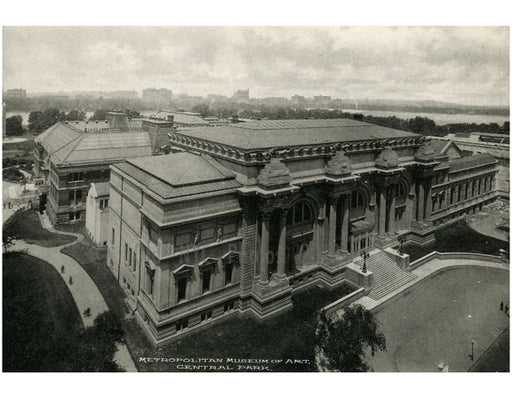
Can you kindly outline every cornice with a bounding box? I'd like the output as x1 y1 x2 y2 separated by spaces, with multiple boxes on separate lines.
168 132 425 166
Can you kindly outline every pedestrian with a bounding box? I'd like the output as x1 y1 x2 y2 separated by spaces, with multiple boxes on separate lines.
61 265 65 273
500 301 504 311
69 276 73 285
505 304 509 315
86 308 91 317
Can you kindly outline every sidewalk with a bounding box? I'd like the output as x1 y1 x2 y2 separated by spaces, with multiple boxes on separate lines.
10 212 137 372
351 256 509 313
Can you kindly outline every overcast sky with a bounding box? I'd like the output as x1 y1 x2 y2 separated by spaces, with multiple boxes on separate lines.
2 26 509 106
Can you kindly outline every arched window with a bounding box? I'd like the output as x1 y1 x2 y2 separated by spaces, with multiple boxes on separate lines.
350 190 365 209
397 182 406 199
286 201 314 226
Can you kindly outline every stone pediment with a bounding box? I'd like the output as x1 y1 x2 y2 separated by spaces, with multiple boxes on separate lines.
414 143 437 163
375 147 401 169
257 158 292 189
326 151 352 178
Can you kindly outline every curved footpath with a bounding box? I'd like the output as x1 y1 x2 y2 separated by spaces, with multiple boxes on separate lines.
11 212 137 372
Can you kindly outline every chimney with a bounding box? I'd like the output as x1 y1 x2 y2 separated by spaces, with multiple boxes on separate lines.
232 114 239 123
167 115 174 122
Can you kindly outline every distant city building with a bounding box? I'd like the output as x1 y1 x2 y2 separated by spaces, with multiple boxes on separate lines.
291 95 306 105
207 94 228 103
232 89 250 103
5 88 27 99
262 97 289 106
313 95 332 106
142 88 173 104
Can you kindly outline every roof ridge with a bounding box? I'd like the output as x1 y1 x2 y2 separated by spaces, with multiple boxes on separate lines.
47 124 84 157
57 129 87 162
200 153 234 178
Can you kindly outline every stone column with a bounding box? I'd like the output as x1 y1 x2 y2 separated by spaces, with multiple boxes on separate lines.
276 210 287 278
259 213 270 285
388 185 396 233
378 187 387 235
318 201 326 255
417 183 425 222
406 182 415 226
328 197 338 255
425 184 433 220
341 195 350 253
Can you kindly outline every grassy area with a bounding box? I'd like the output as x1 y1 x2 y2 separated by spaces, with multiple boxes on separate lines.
3 251 83 371
4 209 76 247
131 284 354 372
2 136 35 171
2 166 26 182
58 231 356 372
404 220 509 262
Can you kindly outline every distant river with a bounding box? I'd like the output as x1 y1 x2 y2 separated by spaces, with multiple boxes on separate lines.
342 109 509 126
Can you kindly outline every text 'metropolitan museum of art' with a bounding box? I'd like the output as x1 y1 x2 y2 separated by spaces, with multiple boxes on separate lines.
34 115 499 345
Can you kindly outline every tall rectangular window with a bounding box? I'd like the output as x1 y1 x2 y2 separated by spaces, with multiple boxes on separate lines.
177 278 187 302
202 269 212 293
133 253 137 272
129 248 132 267
125 243 128 262
111 228 115 245
225 262 233 285
145 264 154 296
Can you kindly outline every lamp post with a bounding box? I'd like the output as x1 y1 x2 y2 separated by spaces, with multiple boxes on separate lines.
361 251 369 273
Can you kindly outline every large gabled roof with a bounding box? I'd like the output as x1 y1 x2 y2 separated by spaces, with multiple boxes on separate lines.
113 152 241 199
177 118 419 150
36 122 153 165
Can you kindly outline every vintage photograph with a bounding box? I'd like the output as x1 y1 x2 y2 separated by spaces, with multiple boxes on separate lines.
2 25 510 375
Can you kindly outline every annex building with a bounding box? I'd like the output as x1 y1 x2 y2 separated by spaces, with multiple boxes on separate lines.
33 112 174 224
106 118 499 345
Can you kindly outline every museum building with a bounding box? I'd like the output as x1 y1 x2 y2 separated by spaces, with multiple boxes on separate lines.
105 118 499 345
33 112 173 224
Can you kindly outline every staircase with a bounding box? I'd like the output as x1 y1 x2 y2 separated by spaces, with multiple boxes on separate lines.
354 251 417 300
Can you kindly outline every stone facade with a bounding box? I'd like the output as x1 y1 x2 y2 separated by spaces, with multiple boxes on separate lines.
105 119 499 346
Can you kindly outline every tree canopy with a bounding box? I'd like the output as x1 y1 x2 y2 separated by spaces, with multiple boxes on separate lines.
5 115 24 136
317 304 386 372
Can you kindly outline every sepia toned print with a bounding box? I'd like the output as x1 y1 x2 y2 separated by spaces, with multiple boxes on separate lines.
2 26 509 372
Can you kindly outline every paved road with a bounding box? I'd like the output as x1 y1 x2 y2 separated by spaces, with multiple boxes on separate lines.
10 213 137 372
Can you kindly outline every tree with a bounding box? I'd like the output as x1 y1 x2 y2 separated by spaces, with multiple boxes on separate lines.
64 110 86 121
3 221 19 253
5 115 24 136
317 304 386 372
192 103 210 118
28 109 62 132
89 109 109 121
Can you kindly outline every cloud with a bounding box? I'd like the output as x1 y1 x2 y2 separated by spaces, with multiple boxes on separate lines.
2 26 509 105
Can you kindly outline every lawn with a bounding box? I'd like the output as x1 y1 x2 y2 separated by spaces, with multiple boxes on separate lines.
131 284 355 372
5 209 76 247
3 251 83 371
59 221 357 372
403 220 508 262
368 267 509 372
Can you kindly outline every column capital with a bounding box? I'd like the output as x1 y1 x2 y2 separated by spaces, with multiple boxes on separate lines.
328 195 340 204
